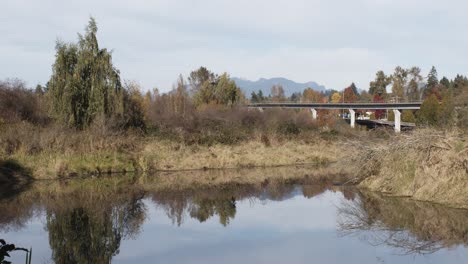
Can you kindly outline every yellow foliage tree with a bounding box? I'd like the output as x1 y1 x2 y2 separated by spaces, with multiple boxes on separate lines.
331 92 342 103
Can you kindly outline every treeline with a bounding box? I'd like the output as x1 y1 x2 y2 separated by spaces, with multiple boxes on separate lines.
250 66 468 127
0 19 246 132
1 18 324 152
1 18 467 139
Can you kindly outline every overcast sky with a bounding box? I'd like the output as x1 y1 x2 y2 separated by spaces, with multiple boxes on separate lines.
1 0 468 92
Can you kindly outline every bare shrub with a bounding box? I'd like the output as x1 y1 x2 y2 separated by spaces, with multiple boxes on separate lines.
0 79 49 125
147 102 322 145
0 121 141 157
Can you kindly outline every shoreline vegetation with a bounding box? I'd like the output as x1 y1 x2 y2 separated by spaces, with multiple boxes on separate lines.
1 18 467 209
2 126 466 209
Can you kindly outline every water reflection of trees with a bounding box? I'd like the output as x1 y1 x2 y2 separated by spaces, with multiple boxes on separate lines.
151 181 333 226
0 177 148 263
337 191 468 255
46 192 147 263
0 173 366 262
151 186 252 226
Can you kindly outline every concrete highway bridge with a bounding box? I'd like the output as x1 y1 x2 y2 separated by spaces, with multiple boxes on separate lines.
248 102 422 132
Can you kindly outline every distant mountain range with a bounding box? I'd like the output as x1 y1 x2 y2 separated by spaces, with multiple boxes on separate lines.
231 77 328 98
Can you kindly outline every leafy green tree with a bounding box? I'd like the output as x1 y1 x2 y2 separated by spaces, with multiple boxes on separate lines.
47 18 123 129
401 110 416 123
437 92 455 127
407 67 423 101
193 71 243 107
214 73 243 106
369 71 391 96
417 94 440 126
391 66 408 101
193 77 216 106
188 66 215 94
121 81 146 129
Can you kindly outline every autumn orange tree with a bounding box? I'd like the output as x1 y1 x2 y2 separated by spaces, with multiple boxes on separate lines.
302 88 322 102
343 86 358 103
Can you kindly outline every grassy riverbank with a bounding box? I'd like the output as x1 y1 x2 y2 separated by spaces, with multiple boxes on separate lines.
1 121 467 209
352 128 468 209
0 121 349 179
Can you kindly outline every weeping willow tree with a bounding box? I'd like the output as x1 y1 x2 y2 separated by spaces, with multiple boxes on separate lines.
48 17 123 129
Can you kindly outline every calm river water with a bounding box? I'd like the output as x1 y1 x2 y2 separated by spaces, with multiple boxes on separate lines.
1 170 467 264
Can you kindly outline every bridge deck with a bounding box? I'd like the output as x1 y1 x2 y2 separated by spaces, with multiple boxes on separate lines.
248 102 422 110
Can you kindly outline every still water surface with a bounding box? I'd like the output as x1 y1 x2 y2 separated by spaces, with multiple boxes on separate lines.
1 171 467 264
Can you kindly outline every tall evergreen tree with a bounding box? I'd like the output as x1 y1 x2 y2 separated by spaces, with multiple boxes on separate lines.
452 74 468 95
251 91 259 103
349 82 359 97
369 71 391 96
424 66 439 98
439 76 451 89
257 90 265 101
426 66 439 89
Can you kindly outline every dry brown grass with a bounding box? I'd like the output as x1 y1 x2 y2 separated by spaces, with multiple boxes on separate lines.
354 128 468 208
1 121 347 179
138 136 341 171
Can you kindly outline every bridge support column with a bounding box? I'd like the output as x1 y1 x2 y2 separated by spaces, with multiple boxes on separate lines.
310 108 317 120
349 109 356 128
393 109 401 133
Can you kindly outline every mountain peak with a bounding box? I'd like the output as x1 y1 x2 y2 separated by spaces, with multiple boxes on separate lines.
232 77 327 97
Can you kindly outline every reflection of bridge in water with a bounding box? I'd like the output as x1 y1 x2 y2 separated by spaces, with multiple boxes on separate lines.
248 102 422 132
345 118 416 131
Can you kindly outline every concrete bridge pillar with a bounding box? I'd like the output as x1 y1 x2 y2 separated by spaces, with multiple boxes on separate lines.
310 108 317 120
393 109 401 133
349 109 356 128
